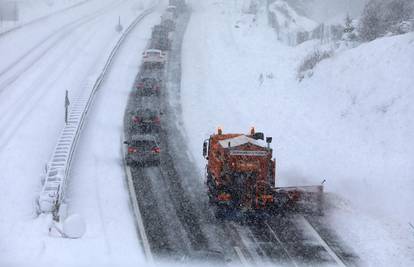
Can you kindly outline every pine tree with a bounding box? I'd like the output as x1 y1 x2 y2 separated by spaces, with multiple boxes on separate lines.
344 14 354 33
359 0 385 41
343 14 357 41
359 0 414 42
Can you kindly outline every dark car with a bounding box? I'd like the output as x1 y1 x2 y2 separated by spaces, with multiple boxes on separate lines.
129 108 161 134
151 25 171 51
136 77 161 96
125 135 161 166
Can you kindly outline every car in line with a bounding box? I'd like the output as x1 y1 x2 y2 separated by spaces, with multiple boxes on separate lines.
142 49 167 68
124 134 161 167
136 76 161 96
129 108 161 134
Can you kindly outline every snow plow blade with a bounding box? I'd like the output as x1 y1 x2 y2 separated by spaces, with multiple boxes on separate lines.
273 185 324 215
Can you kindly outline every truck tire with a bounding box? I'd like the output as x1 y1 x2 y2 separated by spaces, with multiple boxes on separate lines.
215 205 227 220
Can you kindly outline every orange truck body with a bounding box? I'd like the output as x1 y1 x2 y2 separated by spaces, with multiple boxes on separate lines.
204 128 277 212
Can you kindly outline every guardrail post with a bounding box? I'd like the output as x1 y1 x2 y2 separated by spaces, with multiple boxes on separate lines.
65 90 70 124
38 5 157 220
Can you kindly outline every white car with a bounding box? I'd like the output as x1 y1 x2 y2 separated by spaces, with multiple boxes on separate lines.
142 49 167 66
166 5 177 18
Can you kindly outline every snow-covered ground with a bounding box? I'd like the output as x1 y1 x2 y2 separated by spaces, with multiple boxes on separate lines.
0 0 160 266
181 0 414 265
0 0 88 34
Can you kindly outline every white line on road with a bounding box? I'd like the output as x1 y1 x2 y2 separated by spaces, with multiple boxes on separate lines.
297 216 346 267
123 135 154 263
234 246 250 266
265 222 299 267
232 222 267 263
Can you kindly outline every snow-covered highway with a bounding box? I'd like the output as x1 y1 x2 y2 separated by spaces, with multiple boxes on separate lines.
0 0 413 266
0 0 160 265
180 0 414 266
124 3 355 266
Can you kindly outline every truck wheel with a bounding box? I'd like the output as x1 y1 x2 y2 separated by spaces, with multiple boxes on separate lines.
207 193 215 204
215 206 227 220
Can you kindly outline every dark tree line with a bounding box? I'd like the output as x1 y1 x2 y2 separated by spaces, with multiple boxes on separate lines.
359 0 414 41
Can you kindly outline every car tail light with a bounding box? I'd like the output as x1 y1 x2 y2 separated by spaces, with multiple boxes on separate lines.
132 116 141 123
152 147 160 153
217 193 231 202
128 147 137 153
154 116 160 124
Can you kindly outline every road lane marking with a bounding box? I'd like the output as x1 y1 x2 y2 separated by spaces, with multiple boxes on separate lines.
122 134 154 263
298 216 346 267
232 222 267 263
265 222 299 267
234 246 249 266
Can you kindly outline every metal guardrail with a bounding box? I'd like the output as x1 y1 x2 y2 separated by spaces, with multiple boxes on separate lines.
38 5 156 219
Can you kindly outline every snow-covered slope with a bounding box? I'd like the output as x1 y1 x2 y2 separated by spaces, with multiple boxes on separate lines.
295 32 414 266
299 33 414 224
269 0 318 45
269 0 317 32
181 0 414 265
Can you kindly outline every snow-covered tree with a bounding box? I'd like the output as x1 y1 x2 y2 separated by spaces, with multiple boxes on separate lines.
359 0 414 41
359 0 385 41
384 0 413 26
343 14 357 41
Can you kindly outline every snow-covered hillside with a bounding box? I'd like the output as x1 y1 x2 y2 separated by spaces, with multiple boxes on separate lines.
269 0 317 32
181 0 414 265
268 0 318 45
298 33 414 223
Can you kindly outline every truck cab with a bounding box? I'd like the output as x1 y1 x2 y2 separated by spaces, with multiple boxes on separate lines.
203 128 275 215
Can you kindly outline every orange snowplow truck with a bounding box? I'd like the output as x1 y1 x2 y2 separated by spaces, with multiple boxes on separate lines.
203 128 323 218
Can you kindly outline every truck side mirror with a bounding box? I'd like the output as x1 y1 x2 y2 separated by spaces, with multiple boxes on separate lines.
123 141 129 145
266 137 272 144
203 141 208 158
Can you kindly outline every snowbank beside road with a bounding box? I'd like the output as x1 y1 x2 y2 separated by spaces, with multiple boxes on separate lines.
298 32 414 224
181 0 414 265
